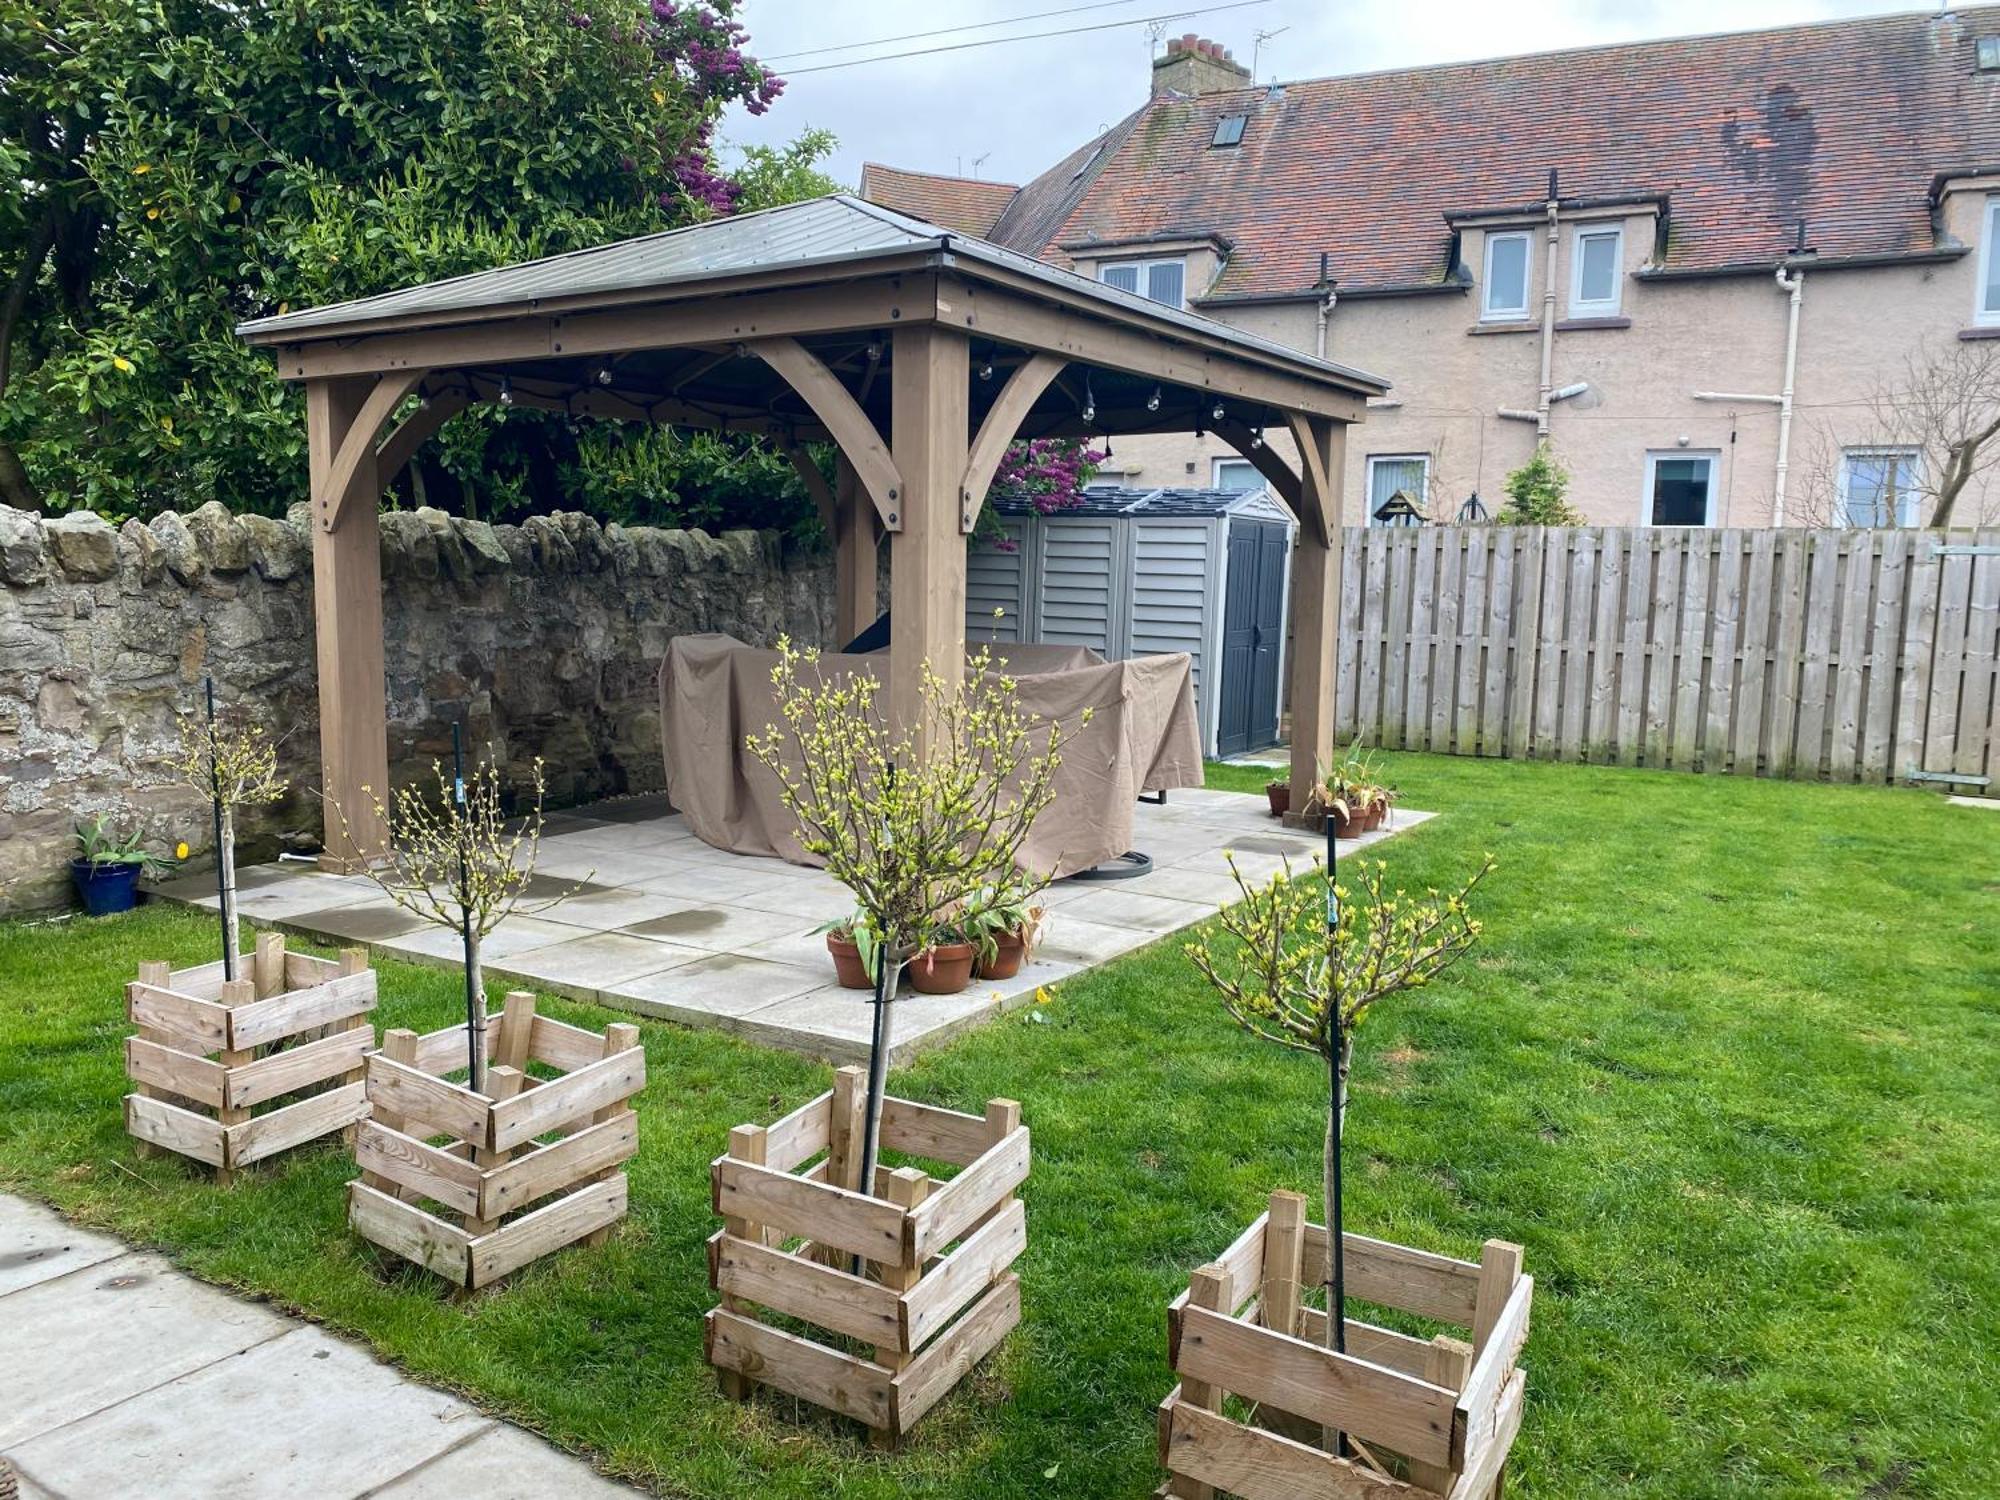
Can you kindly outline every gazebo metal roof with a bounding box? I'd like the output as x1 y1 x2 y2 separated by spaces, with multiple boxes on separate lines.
238 195 1388 397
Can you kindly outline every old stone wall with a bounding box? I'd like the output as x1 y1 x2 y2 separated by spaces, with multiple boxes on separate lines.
0 501 834 913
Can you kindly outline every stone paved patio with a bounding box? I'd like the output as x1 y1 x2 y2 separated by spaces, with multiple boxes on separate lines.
152 789 1431 1065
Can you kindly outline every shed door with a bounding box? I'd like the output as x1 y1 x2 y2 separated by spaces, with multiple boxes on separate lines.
1219 520 1289 756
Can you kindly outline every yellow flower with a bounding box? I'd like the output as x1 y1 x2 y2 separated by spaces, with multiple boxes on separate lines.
652 88 665 105
1034 986 1052 1005
112 356 134 373
145 207 159 220
174 841 190 860
133 163 152 175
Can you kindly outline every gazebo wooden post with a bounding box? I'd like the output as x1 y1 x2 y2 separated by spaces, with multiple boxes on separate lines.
833 451 879 645
1287 416 1345 821
887 325 970 745
307 375 393 870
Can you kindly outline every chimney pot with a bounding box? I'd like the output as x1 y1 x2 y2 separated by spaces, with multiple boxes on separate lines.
1153 33 1252 95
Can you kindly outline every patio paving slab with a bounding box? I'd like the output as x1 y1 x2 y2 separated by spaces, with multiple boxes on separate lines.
153 789 1431 1062
372 1422 637 1498
0 1251 289 1448
0 1195 125 1298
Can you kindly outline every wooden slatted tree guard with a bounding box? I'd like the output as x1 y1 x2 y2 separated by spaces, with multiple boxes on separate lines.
124 933 376 1185
347 991 644 1291
706 1065 1029 1448
1157 1190 1531 1500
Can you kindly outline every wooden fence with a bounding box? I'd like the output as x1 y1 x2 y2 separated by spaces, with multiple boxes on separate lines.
1335 526 2000 792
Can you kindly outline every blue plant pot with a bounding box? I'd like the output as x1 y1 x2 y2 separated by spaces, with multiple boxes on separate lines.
71 858 142 916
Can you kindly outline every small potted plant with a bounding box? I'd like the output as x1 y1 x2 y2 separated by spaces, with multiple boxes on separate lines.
71 816 173 916
961 880 1047 981
820 909 885 990
1265 778 1292 818
907 921 978 995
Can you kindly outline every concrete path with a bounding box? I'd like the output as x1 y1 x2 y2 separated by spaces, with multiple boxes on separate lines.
0 1195 635 1500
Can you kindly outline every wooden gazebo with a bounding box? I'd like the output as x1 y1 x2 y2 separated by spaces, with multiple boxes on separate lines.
238 196 1385 866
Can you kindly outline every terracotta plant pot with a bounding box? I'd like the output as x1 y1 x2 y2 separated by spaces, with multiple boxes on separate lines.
908 941 976 995
973 928 1030 981
826 932 873 990
1328 805 1362 839
1369 803 1391 831
1265 782 1290 818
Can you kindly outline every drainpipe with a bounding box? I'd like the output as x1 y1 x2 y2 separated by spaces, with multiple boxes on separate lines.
1771 263 1804 526
1535 173 1560 438
1315 252 1337 360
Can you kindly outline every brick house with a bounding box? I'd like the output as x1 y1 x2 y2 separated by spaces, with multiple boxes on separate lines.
861 8 2000 529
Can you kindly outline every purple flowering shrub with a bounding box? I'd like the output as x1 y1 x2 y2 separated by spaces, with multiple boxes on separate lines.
975 438 1108 551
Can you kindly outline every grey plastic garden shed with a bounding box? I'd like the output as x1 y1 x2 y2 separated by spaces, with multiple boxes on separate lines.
967 485 1298 759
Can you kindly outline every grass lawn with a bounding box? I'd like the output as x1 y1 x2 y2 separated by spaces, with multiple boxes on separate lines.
2 754 1995 1498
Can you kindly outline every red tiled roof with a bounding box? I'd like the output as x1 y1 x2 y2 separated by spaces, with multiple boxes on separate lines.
856 163 1020 238
990 8 2000 299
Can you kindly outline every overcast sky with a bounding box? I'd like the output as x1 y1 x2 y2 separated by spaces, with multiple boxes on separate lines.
722 0 1923 188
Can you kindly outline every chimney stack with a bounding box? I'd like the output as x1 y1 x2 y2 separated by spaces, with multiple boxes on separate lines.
1152 34 1252 97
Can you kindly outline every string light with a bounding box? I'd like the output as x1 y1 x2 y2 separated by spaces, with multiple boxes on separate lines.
595 365 614 386
865 341 882 362
1146 385 1161 412
1250 424 1264 449
979 358 995 381
1211 400 1225 423
1079 374 1095 426
497 377 514 407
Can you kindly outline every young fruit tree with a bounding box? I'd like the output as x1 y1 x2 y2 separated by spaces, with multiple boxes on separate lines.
170 682 286 979
746 638 1085 1196
1185 851 1495 1362
348 747 580 1092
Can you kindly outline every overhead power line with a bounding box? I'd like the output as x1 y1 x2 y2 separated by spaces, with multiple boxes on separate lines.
781 0 1271 78
763 0 1149 64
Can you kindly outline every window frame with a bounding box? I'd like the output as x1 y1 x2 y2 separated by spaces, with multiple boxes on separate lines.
1640 450 1721 528
1481 231 1532 323
1365 452 1432 524
1097 256 1187 309
1569 225 1624 317
1837 447 1924 528
1977 196 2000 326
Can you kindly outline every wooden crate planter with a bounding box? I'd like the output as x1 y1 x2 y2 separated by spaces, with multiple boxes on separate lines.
706 1065 1029 1448
124 933 376 1184
346 991 644 1291
1157 1190 1531 1500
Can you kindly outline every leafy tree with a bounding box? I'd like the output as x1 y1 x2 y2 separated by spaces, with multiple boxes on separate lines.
1496 442 1585 525
729 126 844 212
0 0 796 519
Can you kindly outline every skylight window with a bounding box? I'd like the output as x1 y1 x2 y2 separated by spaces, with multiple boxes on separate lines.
1211 114 1246 148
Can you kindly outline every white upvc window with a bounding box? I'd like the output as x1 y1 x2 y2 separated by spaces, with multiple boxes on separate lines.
1569 225 1623 316
1642 451 1720 527
1211 457 1259 492
1366 453 1430 523
1839 448 1923 527
1978 196 2000 326
1481 231 1531 322
1099 257 1187 309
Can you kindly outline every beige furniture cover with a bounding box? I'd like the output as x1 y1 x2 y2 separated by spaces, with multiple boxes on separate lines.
657 634 1205 878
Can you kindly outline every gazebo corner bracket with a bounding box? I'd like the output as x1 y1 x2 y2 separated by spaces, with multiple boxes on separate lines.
746 337 904 532
959 352 1067 533
316 369 427 533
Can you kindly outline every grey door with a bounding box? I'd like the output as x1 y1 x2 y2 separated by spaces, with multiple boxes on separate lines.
1219 520 1288 756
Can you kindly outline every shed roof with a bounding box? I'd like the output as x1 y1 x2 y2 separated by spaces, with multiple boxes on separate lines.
992 484 1290 519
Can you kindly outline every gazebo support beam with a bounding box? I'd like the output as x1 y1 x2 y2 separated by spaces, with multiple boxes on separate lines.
888 325 969 744
1285 416 1343 824
307 376 394 869
833 453 881 644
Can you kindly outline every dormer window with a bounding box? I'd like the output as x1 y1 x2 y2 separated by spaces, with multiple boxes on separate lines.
1211 114 1246 147
1481 231 1531 322
1978 196 2000 325
1099 257 1186 309
1570 226 1623 316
